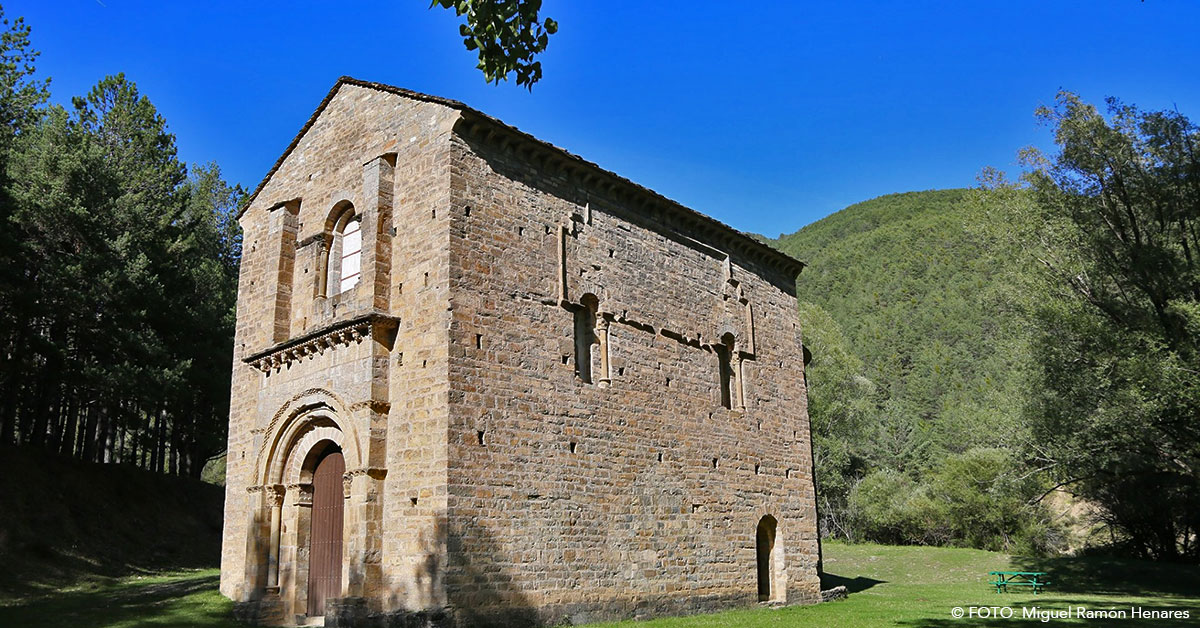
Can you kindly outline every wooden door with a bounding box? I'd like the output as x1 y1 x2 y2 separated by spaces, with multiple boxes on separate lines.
307 450 345 617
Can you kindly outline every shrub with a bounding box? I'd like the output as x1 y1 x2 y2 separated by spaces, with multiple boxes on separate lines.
847 448 1066 553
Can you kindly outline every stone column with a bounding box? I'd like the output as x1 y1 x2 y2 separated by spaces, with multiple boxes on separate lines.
735 355 747 412
595 316 611 388
315 240 330 299
265 484 285 590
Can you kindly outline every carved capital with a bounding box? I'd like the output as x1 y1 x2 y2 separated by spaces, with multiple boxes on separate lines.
345 467 387 481
341 467 386 498
286 482 313 506
264 484 285 508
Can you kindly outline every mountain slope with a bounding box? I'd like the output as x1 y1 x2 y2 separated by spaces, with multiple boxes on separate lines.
776 189 1032 470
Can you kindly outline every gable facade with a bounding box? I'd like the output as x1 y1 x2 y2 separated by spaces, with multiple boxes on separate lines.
221 78 820 627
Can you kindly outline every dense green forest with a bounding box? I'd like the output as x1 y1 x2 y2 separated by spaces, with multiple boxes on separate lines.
777 92 1200 562
774 189 1058 553
0 9 241 477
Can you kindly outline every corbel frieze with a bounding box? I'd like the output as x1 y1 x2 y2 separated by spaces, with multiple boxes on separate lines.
243 313 400 374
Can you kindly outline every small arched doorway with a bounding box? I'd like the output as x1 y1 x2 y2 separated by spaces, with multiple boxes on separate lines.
756 515 778 602
307 447 345 617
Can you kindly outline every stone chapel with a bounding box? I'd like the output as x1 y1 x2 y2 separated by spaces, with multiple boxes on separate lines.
221 77 821 627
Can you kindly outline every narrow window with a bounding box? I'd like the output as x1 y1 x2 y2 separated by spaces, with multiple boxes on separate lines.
323 205 362 296
717 333 736 409
338 218 361 293
574 294 598 383
757 515 779 602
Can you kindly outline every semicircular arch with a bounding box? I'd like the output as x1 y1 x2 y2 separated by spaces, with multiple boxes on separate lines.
255 388 363 486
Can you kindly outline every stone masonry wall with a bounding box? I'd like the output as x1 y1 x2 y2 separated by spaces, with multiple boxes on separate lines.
443 124 821 625
222 84 458 618
224 79 820 626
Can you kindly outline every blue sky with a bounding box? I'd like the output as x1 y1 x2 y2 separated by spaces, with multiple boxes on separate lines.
10 1 1200 237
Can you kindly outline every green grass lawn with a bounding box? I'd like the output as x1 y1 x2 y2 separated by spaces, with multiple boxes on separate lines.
0 568 239 628
2 542 1198 627
589 542 1200 628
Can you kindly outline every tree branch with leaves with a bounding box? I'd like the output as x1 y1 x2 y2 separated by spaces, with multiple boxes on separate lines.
430 0 558 89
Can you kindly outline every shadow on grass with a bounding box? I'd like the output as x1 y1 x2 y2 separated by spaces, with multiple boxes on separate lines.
0 571 237 628
1010 554 1200 597
820 571 886 593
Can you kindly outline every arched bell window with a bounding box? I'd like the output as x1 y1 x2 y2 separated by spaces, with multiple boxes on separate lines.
323 205 362 296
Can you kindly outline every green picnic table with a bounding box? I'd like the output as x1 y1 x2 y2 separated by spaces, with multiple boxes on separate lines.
989 571 1050 594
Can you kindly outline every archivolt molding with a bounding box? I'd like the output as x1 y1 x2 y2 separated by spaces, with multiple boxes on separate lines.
254 388 364 487
281 424 345 484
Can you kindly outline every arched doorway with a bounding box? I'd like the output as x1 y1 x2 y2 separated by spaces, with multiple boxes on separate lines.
307 448 345 616
756 515 778 602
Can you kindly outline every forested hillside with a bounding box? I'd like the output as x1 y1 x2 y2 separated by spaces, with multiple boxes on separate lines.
0 10 241 477
776 104 1200 566
773 189 1057 551
778 189 1031 462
